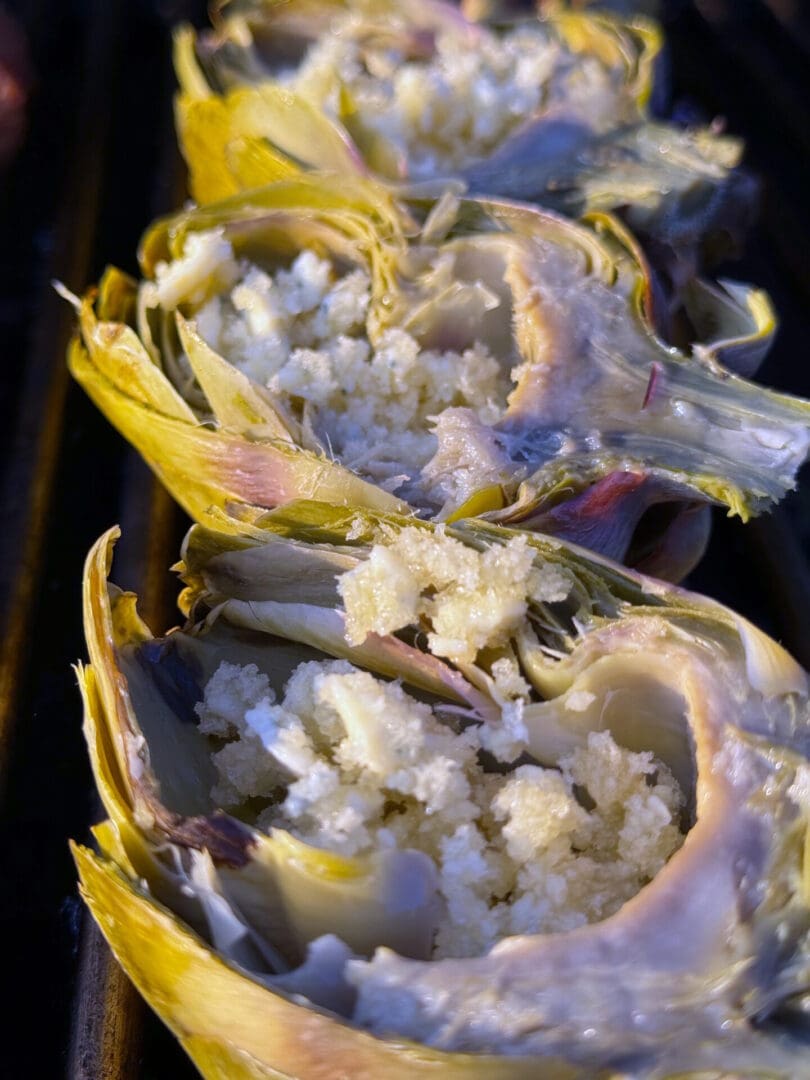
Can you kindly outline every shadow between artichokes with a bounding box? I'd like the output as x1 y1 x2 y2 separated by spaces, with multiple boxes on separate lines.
66 176 806 583
73 500 810 1077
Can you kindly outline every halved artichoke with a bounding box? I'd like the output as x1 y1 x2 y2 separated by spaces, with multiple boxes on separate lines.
67 175 808 580
75 500 810 1077
175 0 754 285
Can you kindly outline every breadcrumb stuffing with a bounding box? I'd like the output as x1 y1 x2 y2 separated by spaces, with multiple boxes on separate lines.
196 660 685 959
285 20 622 179
182 241 510 502
339 527 565 665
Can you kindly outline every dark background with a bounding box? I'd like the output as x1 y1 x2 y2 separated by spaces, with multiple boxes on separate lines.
0 0 808 1075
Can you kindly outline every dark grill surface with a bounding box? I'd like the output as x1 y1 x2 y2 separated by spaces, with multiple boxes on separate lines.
0 1 808 1075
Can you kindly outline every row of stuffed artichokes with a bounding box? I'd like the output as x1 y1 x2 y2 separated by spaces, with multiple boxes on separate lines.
67 2 810 1078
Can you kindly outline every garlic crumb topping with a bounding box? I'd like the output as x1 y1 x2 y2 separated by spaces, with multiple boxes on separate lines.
285 20 620 179
196 659 684 958
172 237 511 504
338 527 567 664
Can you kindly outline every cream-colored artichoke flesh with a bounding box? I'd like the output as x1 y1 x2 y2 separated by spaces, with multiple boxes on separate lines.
74 500 810 1076
175 0 753 280
67 177 807 582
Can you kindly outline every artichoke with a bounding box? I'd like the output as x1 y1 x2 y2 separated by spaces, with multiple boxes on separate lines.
175 0 754 287
74 500 810 1077
67 176 808 580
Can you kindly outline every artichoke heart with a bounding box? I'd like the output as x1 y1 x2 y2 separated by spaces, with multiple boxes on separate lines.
68 176 808 580
74 501 810 1077
175 0 754 281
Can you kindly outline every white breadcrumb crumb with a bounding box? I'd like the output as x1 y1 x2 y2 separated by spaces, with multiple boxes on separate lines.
338 527 560 666
284 20 623 178
566 689 597 712
196 659 685 959
154 229 239 310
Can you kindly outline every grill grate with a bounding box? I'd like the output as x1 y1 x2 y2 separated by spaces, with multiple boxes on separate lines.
0 2 807 1076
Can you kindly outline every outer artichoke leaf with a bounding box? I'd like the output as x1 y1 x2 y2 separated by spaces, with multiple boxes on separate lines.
82 528 144 814
181 527 361 605
73 843 579 1079
96 265 138 323
81 631 216 935
174 23 213 101
174 18 372 190
175 313 293 440
176 90 300 205
225 134 302 192
683 276 777 378
92 820 134 874
83 528 250 827
217 84 367 176
78 660 137 830
214 597 495 714
139 174 406 277
75 299 197 424
550 8 656 79
80 650 216 936
70 333 406 527
181 1037 292 1080
223 497 402 547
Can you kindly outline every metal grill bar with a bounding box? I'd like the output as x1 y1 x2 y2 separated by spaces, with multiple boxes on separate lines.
0 0 120 792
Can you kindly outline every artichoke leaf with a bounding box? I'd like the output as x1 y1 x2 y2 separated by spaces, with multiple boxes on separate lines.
75 296 196 424
214 84 367 177
210 596 496 716
138 173 407 280
181 516 496 714
73 843 581 1079
175 90 301 205
683 276 777 378
181 527 362 606
69 333 406 528
175 313 294 440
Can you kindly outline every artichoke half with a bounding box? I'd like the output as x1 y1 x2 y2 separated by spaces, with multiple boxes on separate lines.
74 499 810 1077
175 0 754 289
67 175 808 580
